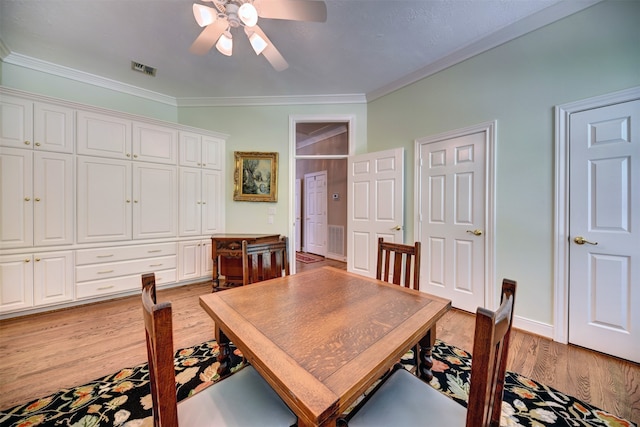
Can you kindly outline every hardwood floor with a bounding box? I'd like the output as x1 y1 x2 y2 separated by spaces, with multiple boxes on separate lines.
1 258 638 424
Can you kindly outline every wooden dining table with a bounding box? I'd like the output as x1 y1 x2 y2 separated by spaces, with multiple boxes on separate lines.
199 266 451 427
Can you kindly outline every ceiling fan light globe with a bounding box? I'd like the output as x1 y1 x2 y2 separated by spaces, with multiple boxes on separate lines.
192 3 216 27
216 31 233 56
238 3 258 27
249 32 268 55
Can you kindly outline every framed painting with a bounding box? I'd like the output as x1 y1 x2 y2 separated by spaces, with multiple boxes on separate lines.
233 151 278 202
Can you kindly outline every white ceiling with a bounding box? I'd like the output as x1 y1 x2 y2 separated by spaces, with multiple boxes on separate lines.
0 0 598 105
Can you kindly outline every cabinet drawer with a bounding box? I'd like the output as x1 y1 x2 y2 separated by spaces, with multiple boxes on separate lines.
75 269 176 299
76 243 176 265
76 255 176 282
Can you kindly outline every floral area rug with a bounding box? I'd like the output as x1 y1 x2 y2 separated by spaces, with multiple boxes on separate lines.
0 340 635 427
0 341 245 427
427 342 636 427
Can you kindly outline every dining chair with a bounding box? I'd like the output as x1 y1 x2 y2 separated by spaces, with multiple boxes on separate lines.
141 273 296 427
342 278 517 427
376 237 421 290
241 236 290 286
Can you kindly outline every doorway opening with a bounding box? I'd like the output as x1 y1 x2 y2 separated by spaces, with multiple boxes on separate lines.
289 116 354 273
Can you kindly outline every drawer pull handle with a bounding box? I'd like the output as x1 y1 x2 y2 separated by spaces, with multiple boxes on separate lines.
97 285 114 291
148 250 162 253
97 254 114 258
98 270 114 274
149 263 163 267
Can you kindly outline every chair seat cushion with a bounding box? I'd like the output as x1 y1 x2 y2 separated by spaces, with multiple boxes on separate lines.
178 366 296 426
348 368 466 426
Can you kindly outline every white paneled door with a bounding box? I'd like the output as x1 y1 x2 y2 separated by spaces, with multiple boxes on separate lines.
416 123 492 312
568 99 640 363
304 171 327 256
347 148 404 278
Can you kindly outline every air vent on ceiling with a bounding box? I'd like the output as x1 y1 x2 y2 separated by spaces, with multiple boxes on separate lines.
131 61 157 77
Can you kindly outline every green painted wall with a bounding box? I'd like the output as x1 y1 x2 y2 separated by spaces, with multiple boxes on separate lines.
177 104 367 237
1 62 178 122
366 0 640 324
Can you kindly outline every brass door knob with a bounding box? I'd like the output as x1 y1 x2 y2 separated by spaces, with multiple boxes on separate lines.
574 236 598 245
466 229 483 236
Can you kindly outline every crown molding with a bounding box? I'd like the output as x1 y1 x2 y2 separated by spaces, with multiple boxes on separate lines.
366 0 603 102
176 93 366 107
2 52 179 106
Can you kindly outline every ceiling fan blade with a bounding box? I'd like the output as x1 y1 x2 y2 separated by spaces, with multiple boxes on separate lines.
253 0 327 22
251 25 289 71
189 19 227 55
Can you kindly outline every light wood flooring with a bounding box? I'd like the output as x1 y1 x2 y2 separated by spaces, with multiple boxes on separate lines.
1 258 638 424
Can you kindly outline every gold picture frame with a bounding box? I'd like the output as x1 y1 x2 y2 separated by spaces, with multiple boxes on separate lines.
233 151 278 202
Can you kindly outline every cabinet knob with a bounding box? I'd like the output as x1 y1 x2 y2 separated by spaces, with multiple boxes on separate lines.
134 200 138 203
35 197 41 202
24 197 31 201
197 162 202 166
126 199 131 203
35 258 41 262
202 163 207 167
35 142 41 147
202 201 207 204
126 153 131 157
133 154 138 159
24 141 31 145
25 258 30 263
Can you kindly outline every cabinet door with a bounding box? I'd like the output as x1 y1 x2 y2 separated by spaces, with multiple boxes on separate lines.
201 239 214 277
0 95 33 149
34 152 74 246
77 111 131 159
178 240 202 281
133 163 177 239
201 135 224 170
33 251 73 306
0 254 34 312
0 148 33 248
33 102 74 153
133 122 177 164
202 169 224 235
77 157 132 243
178 168 202 236
178 131 201 168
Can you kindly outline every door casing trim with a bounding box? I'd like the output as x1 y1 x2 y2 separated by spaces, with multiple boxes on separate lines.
553 86 640 344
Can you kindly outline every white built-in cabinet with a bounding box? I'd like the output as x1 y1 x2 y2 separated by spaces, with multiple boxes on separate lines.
178 240 213 281
0 251 74 313
0 87 226 317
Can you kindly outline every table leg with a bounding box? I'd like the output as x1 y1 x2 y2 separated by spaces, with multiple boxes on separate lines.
212 255 220 292
215 328 231 377
417 326 436 382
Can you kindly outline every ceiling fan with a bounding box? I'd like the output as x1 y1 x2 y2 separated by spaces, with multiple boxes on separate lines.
189 0 327 71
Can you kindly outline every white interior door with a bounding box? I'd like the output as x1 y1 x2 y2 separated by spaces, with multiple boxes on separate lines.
304 171 327 256
347 148 404 277
568 99 640 363
416 123 492 311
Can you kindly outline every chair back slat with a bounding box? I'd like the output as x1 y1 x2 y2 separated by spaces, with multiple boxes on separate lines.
376 237 421 290
141 273 179 427
242 237 290 286
466 278 517 427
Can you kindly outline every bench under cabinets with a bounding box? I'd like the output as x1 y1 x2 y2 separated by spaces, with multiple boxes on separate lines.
75 242 177 300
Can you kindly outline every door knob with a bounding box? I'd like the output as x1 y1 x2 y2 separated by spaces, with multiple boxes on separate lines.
466 229 483 236
574 236 598 245
392 225 402 231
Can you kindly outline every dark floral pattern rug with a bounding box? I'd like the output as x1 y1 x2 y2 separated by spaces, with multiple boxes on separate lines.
0 340 635 427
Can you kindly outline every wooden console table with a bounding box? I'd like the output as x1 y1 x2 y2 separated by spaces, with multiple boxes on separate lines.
211 233 280 291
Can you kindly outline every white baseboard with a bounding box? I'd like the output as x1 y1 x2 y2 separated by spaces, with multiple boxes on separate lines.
513 314 554 340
